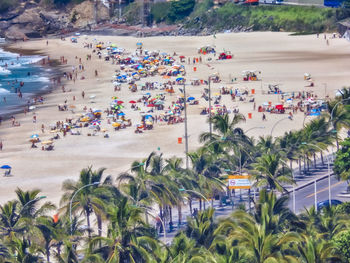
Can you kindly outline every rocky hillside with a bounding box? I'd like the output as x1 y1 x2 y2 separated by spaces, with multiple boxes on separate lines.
0 0 110 40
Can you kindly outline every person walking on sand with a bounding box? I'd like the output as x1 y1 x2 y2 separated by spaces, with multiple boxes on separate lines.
95 70 98 77
41 124 45 133
82 91 85 99
0 140 3 151
262 113 266 121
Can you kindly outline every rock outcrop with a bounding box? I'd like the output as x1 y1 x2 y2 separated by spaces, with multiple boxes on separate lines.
0 0 109 40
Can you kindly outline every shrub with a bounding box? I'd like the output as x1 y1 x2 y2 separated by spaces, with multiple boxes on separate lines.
151 2 171 23
168 0 196 22
0 0 18 13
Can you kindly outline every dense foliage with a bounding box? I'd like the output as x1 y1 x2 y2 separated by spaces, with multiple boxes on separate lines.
183 3 338 33
1 88 350 262
0 0 18 13
334 137 350 181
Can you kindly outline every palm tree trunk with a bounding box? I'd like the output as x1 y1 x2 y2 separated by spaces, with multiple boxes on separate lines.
307 157 310 171
189 198 192 215
299 158 302 174
313 153 316 168
177 203 182 226
336 135 339 150
199 199 202 211
169 206 173 224
303 156 307 174
86 210 91 239
56 244 61 258
46 244 50 262
97 215 102 237
321 152 324 165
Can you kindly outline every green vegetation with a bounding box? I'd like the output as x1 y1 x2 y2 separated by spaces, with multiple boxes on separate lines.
183 4 338 33
2 88 350 261
334 137 350 181
151 2 172 23
0 0 18 13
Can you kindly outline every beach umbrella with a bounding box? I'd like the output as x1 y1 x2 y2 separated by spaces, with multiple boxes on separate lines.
176 77 184 81
188 97 195 101
29 106 36 110
112 122 121 127
118 112 125 116
89 95 96 99
1 165 11 169
117 101 124 105
129 100 137 104
147 104 155 107
30 134 39 139
155 101 164 105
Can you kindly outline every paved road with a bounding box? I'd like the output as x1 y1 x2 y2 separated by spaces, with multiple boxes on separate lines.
288 174 348 213
160 157 350 242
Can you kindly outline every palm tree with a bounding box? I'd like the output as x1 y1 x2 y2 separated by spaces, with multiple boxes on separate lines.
164 157 197 226
15 188 55 219
184 208 217 249
200 113 246 143
0 201 24 239
252 153 294 193
254 189 299 233
326 100 350 149
118 152 178 227
215 209 299 263
60 167 114 239
297 234 342 263
8 236 44 263
86 197 158 262
55 240 80 263
188 148 224 210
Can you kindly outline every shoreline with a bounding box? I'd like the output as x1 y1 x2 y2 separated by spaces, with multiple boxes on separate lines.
0 44 67 120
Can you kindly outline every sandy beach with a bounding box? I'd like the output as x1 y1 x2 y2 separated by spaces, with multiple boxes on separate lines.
1 31 350 206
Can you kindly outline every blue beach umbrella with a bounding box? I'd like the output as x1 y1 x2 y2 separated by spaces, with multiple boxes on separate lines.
30 134 39 138
118 112 125 116
188 97 195 101
176 77 184 81
1 165 11 169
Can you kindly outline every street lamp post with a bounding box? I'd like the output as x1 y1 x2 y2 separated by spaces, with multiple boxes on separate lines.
330 97 350 121
208 77 212 137
270 117 292 137
245 126 265 134
301 142 331 208
183 84 189 169
19 196 47 216
69 182 99 235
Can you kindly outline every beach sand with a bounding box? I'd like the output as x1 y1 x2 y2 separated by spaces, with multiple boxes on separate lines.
1 32 350 206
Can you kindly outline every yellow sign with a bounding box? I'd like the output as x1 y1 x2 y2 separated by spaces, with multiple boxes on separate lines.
228 175 251 189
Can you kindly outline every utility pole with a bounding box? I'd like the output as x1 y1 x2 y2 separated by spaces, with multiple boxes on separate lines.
119 0 122 21
183 84 189 169
208 77 212 137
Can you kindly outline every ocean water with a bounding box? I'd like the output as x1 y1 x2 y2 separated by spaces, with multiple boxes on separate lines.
0 48 53 116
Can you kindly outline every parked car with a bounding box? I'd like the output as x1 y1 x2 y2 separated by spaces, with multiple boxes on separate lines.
317 199 342 210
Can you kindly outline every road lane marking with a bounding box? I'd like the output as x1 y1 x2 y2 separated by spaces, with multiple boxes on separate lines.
306 181 344 198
